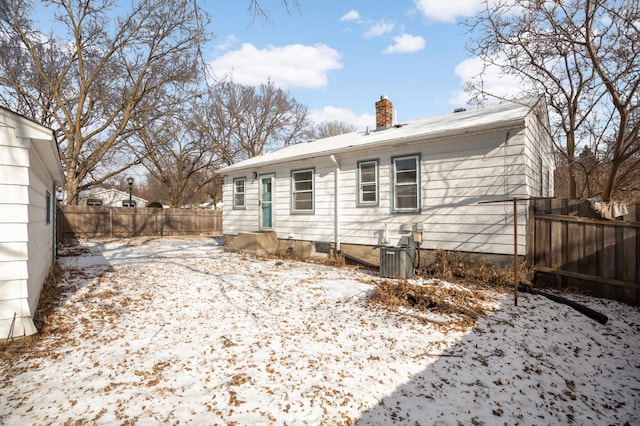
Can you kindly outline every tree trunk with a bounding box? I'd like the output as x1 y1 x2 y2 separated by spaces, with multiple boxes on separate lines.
566 132 577 199
65 176 80 205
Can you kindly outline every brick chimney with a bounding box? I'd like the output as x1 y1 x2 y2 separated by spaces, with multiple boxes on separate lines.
375 95 393 130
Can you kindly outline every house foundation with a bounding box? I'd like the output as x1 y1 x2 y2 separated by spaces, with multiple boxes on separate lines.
224 232 278 256
223 234 517 270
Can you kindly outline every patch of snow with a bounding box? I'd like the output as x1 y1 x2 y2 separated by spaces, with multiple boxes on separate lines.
2 237 638 425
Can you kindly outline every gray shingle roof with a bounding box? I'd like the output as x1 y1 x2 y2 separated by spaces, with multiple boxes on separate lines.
218 98 540 174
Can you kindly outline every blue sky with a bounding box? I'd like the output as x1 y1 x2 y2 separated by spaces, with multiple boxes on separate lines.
204 1 501 129
30 0 512 130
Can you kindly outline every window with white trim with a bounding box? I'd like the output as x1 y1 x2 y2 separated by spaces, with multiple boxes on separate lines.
233 177 246 209
357 160 378 206
392 155 420 212
291 169 314 213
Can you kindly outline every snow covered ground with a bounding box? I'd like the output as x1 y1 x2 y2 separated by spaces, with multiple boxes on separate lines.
1 237 638 425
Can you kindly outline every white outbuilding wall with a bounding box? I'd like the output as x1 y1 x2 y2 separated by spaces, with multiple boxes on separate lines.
0 108 64 337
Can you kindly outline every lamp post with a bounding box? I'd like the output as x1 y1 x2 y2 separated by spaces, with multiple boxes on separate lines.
127 176 134 207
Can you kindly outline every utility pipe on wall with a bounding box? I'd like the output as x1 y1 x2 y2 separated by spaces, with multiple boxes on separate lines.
382 223 390 245
330 154 341 252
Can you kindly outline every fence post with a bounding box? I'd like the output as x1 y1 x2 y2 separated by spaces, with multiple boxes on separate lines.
527 201 535 267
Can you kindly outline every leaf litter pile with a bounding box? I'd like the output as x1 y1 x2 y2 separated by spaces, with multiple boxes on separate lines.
1 237 638 425
369 279 495 329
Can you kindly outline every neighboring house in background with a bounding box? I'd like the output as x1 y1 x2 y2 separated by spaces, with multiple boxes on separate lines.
0 107 65 338
78 186 148 208
199 201 224 210
218 96 554 265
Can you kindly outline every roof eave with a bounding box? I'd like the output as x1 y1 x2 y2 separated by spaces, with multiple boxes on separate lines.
217 116 527 175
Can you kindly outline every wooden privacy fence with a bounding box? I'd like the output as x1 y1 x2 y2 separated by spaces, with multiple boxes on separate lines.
57 205 222 242
529 199 640 306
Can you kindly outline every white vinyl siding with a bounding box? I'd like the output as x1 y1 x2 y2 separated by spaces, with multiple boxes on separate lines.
523 104 554 200
357 160 378 206
233 177 246 209
336 132 528 253
291 168 314 213
222 129 537 255
222 175 261 234
219 101 554 257
391 154 420 213
1 109 63 338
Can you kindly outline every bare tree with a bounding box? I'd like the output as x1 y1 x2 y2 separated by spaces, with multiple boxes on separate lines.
583 0 640 201
304 120 357 140
207 79 309 163
0 0 210 204
132 104 223 207
247 0 300 24
466 0 640 201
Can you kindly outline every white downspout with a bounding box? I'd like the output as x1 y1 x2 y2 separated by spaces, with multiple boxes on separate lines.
330 154 341 252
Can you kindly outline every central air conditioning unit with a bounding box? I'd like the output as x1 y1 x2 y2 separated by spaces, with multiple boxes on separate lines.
379 246 415 279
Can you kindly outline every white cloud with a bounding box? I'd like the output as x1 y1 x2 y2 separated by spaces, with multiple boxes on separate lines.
449 56 526 106
209 43 342 89
383 34 426 54
414 0 484 23
363 20 395 38
215 35 239 51
340 10 361 22
310 106 374 130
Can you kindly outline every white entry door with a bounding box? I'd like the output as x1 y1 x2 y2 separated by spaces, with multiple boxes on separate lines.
259 174 274 230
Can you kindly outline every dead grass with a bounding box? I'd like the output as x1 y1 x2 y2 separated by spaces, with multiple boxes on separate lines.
266 247 522 328
270 247 348 269
418 249 531 291
32 263 74 333
0 262 69 359
325 252 346 267
368 250 531 328
368 279 495 328
1 250 112 361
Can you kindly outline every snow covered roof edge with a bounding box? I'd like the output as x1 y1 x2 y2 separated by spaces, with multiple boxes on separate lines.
217 97 543 174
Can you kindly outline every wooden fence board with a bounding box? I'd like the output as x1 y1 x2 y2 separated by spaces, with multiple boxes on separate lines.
583 223 598 296
57 205 222 241
602 226 616 281
551 220 563 269
565 221 582 289
531 199 639 306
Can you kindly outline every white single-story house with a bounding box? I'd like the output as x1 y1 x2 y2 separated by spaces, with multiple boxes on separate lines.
78 186 148 208
0 107 65 337
218 97 554 266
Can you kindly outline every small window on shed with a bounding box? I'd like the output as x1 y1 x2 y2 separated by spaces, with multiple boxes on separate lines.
87 199 103 206
46 191 51 224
